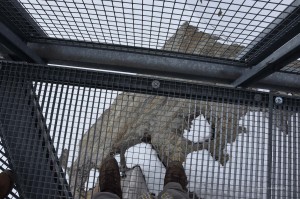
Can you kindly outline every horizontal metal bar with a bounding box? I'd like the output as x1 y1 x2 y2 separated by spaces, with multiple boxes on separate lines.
0 22 45 64
28 42 244 84
33 37 247 67
257 72 300 92
27 42 300 93
0 60 298 108
1 61 267 104
232 33 300 87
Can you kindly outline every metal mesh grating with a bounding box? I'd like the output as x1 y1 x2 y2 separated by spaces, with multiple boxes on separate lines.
0 0 297 62
281 58 300 74
271 99 300 198
0 135 20 198
0 61 299 198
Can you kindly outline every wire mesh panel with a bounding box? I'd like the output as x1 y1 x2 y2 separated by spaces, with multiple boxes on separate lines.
0 61 299 199
281 58 300 74
0 133 20 198
271 97 300 198
0 0 298 63
0 64 72 198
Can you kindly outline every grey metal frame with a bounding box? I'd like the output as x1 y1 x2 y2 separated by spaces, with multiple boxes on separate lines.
232 33 300 87
27 42 300 92
0 1 300 92
1 0 300 198
0 22 44 64
239 0 300 65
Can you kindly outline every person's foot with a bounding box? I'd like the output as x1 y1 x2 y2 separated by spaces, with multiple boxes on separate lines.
164 161 188 191
99 157 122 198
0 170 15 198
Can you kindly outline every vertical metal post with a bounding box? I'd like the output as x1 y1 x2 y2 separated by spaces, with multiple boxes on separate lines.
267 94 273 198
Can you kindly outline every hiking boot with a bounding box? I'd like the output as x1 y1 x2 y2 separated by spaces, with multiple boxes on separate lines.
164 161 188 192
0 170 15 198
99 157 122 198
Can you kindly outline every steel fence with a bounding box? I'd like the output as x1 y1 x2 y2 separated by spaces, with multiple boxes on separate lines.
0 61 299 199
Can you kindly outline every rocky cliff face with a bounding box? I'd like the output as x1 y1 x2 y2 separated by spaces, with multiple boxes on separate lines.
163 21 243 59
69 22 246 198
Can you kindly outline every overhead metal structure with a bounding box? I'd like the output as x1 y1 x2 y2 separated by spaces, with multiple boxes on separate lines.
0 0 299 92
232 33 300 87
0 22 45 64
1 0 300 198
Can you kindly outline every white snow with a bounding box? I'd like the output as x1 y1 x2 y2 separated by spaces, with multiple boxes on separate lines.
183 114 211 143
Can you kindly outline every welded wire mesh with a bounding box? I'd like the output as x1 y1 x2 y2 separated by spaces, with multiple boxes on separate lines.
0 0 298 63
0 61 299 198
281 58 300 74
0 137 20 199
271 99 300 198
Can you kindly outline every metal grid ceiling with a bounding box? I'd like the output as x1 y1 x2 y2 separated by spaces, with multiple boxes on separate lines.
281 58 300 74
1 0 297 63
0 61 299 198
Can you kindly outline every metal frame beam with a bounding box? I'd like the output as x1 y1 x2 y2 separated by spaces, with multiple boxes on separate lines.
0 61 264 104
2 61 300 107
232 33 300 87
30 41 246 82
27 42 300 92
28 42 244 84
239 1 300 64
0 22 45 64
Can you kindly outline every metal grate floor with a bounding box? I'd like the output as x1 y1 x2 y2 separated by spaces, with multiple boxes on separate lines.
0 62 299 198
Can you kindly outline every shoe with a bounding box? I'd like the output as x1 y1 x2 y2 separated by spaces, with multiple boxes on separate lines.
164 161 188 192
99 157 122 198
0 170 15 198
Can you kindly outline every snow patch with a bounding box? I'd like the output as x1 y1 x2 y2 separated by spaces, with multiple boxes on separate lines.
183 114 211 143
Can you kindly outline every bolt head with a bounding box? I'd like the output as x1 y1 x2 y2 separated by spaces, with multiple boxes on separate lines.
152 80 160 89
275 97 283 104
254 94 262 102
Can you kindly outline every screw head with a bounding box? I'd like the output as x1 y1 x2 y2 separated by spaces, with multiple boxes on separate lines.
152 80 160 89
275 97 283 104
254 94 262 102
